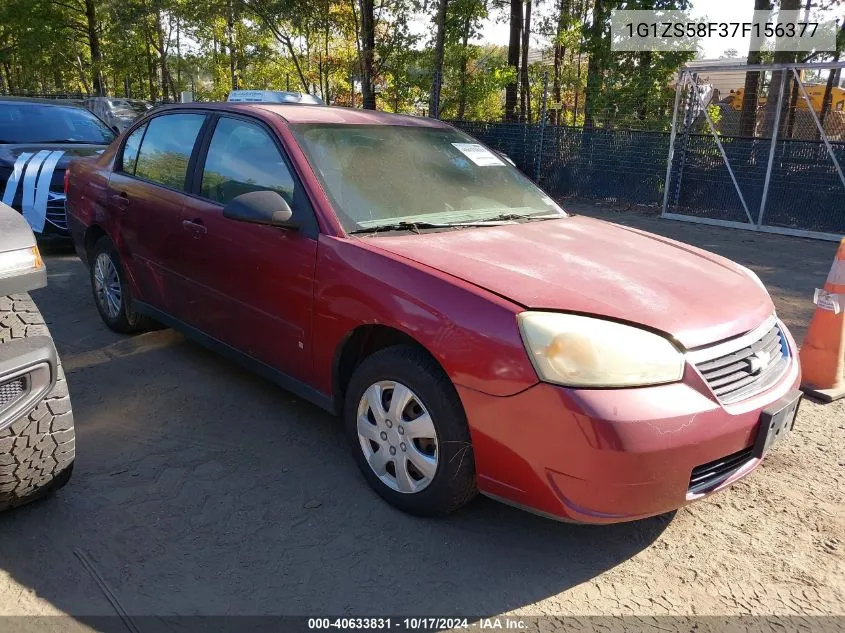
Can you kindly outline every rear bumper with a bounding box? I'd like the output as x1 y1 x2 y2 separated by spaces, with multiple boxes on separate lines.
68 214 88 265
460 326 801 524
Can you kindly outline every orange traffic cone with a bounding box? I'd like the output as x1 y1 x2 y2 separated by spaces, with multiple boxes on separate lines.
800 238 845 402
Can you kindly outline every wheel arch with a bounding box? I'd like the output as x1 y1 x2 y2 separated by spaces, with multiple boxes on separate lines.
83 224 109 260
332 324 449 414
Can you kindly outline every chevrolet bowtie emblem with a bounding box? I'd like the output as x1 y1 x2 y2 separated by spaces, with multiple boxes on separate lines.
746 351 771 374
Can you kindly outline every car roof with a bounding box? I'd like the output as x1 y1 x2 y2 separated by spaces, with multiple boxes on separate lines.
151 102 452 128
0 97 87 108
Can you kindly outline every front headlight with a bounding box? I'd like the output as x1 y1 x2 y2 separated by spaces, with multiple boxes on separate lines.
0 246 43 280
517 311 684 388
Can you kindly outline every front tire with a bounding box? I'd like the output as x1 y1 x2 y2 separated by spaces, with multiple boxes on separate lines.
89 236 155 333
344 345 477 517
0 294 75 511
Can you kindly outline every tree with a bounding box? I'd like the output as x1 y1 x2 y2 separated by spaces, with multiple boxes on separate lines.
359 0 377 108
818 18 845 134
429 0 449 116
504 0 522 120
519 0 531 122
83 0 104 94
762 0 802 137
551 0 571 124
582 0 609 128
447 0 488 119
0 0 696 128
739 0 773 137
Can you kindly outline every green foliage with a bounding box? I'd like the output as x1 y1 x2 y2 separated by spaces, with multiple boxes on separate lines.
0 0 715 130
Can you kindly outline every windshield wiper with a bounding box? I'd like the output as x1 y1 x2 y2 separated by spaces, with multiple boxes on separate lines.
349 221 456 235
452 212 563 225
349 213 563 235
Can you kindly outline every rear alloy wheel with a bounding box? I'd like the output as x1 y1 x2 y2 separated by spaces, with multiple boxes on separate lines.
89 236 156 334
93 251 122 322
345 345 477 517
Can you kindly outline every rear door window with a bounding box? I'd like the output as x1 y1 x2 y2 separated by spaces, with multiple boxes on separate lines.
199 116 294 205
134 113 205 191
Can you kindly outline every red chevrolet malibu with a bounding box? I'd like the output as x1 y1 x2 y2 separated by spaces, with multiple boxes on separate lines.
66 102 802 523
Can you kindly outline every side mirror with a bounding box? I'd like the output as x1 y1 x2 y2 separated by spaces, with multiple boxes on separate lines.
222 190 299 229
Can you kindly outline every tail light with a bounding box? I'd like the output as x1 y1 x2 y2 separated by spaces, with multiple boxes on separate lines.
63 168 70 196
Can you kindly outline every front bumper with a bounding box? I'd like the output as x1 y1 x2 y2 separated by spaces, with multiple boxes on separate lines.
0 336 58 434
460 324 801 524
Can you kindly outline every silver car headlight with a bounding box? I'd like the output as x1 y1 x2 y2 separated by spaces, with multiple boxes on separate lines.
517 311 684 388
0 246 43 280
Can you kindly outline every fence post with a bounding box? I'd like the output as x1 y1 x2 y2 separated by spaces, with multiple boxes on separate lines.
792 67 845 192
758 68 787 227
662 70 686 217
535 71 549 183
672 72 697 208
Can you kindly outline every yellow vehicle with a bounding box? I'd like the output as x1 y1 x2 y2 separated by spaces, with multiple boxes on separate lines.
724 83 845 112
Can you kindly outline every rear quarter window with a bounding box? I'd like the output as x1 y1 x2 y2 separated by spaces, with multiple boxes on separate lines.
120 123 147 174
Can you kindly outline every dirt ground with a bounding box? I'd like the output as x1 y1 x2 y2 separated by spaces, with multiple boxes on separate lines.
0 208 842 626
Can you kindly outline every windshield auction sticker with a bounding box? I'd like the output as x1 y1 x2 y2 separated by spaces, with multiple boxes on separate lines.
610 8 838 53
452 143 505 167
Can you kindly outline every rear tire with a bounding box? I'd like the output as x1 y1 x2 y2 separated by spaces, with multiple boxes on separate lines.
89 236 156 333
344 345 477 517
0 294 75 511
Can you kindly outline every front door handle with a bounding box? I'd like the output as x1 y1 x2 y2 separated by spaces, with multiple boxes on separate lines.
181 219 207 238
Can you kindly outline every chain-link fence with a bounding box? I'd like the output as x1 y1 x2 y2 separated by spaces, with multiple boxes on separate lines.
452 120 671 208
664 62 845 239
451 62 845 241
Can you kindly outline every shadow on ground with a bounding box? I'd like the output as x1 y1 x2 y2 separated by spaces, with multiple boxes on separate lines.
5 213 835 624
0 256 670 623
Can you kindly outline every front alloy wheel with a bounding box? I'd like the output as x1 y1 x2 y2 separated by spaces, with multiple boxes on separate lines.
356 380 439 494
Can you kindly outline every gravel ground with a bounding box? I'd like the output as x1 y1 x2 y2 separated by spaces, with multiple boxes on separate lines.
0 210 842 627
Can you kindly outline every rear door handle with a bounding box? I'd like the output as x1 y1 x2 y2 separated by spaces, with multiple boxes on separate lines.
111 192 130 211
182 219 207 238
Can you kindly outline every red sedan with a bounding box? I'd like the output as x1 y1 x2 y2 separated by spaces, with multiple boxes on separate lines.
66 102 802 523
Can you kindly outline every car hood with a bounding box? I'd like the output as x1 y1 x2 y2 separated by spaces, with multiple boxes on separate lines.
0 143 107 169
363 216 774 350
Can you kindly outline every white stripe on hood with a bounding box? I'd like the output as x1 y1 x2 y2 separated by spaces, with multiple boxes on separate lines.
2 151 34 207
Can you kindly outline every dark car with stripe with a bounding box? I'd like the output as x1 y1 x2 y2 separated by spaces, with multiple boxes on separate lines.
0 98 115 241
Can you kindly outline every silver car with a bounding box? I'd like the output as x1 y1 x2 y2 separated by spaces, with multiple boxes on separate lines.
84 97 152 133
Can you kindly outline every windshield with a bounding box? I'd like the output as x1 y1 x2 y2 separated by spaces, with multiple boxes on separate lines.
0 103 116 144
108 99 150 116
292 124 565 232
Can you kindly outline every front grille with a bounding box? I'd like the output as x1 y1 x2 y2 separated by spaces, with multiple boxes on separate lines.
694 323 789 404
45 190 68 231
0 376 26 410
689 447 754 495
